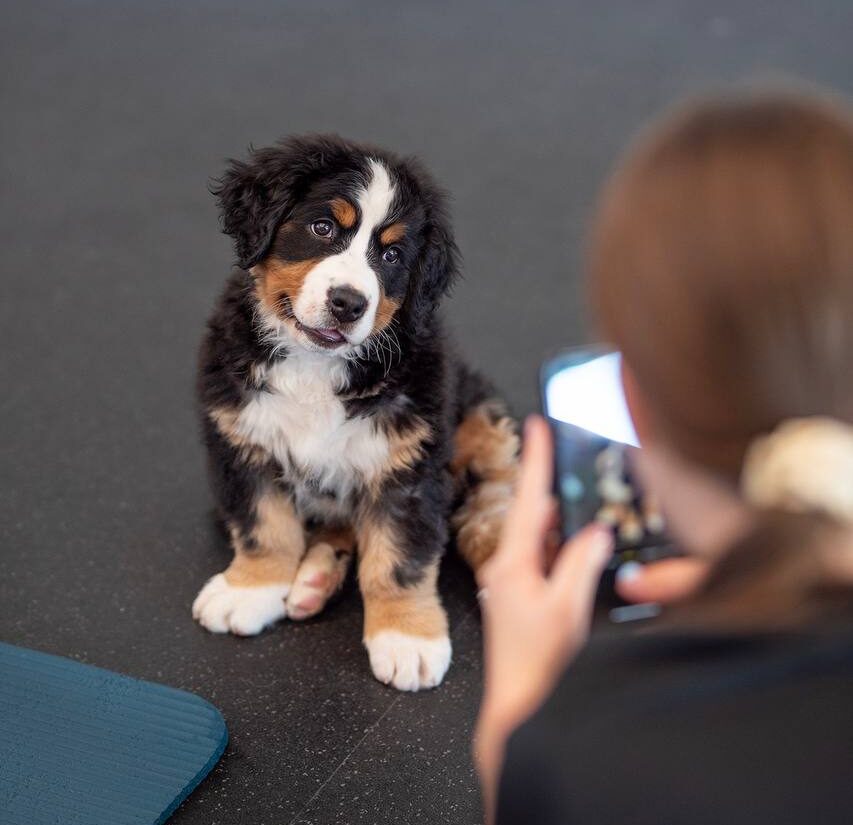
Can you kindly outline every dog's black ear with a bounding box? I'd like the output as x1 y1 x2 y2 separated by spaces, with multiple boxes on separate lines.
211 137 339 269
409 208 460 323
210 151 293 268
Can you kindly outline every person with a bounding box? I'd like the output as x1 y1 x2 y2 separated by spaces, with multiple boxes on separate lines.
475 88 853 825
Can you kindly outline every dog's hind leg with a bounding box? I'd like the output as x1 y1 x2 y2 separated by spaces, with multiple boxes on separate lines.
451 398 520 573
287 526 355 620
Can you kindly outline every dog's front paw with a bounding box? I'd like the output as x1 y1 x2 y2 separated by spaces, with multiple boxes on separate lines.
192 573 290 636
364 631 452 691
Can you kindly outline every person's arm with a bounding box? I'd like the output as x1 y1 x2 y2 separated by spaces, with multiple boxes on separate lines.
474 416 613 822
475 417 755 822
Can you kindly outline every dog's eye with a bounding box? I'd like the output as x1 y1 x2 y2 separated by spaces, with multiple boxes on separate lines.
311 220 334 238
382 247 401 264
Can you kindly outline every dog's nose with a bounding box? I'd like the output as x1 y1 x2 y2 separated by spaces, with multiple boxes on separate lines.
327 286 368 323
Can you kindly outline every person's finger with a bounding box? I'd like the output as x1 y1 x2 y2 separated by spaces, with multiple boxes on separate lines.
615 557 710 604
497 416 555 559
545 497 560 532
541 498 562 569
513 416 554 507
549 524 613 620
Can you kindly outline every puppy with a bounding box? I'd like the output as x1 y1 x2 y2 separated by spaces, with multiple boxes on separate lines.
193 135 517 691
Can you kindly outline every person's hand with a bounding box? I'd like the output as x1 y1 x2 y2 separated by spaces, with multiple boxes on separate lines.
474 415 613 817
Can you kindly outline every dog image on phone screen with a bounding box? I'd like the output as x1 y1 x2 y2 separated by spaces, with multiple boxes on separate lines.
192 135 518 691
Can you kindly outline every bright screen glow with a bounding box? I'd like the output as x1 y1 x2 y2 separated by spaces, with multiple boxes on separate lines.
546 351 640 447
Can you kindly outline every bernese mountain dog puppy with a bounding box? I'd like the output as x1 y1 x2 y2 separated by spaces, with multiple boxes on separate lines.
192 135 517 691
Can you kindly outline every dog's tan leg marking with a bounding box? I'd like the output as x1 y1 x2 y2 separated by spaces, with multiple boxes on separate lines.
451 404 519 572
192 490 306 636
357 516 450 691
287 526 356 621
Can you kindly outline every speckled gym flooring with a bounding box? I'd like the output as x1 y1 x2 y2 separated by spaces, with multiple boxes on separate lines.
2 2 852 822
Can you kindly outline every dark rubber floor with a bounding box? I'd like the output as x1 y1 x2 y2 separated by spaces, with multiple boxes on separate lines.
2 2 852 823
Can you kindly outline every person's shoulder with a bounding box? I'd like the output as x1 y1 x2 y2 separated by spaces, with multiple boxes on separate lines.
499 618 853 825
550 617 853 716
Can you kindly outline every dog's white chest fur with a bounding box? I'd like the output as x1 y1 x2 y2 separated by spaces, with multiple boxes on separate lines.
235 353 389 497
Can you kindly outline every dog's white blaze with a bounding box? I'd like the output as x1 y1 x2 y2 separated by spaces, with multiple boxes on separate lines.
234 352 392 500
293 159 395 344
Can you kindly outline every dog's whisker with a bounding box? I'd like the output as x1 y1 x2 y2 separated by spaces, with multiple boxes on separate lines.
373 336 388 375
379 331 394 374
387 328 402 364
376 325 401 374
376 329 394 376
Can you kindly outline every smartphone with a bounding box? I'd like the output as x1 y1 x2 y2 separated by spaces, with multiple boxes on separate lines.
540 347 674 571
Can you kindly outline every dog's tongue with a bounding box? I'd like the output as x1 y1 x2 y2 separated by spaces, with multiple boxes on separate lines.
314 328 346 343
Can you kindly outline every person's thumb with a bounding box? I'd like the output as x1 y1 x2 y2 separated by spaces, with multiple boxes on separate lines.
615 557 709 604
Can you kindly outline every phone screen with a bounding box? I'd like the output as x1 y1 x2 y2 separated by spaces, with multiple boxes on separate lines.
541 348 672 566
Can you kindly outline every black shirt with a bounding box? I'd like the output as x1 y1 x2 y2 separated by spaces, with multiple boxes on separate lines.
499 621 853 824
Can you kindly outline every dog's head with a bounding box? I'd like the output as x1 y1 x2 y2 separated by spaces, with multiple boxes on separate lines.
213 135 458 356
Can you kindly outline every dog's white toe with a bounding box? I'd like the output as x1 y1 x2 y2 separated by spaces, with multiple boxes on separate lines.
192 573 290 636
364 631 452 691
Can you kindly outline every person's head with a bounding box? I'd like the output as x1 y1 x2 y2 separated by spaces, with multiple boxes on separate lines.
590 90 853 477
588 88 853 622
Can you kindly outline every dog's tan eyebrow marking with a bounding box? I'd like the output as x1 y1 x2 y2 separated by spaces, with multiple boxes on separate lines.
330 198 357 229
379 221 406 246
379 222 406 245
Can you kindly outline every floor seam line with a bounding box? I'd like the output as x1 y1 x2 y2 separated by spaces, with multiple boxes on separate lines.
285 694 403 825
285 596 480 823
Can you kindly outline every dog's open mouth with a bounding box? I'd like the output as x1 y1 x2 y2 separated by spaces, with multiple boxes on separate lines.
296 321 348 348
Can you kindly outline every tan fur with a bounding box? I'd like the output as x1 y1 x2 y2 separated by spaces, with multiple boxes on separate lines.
357 516 447 639
224 490 306 586
254 259 319 316
453 479 515 571
209 405 268 466
330 197 357 229
386 418 431 474
363 418 431 498
451 404 519 571
451 406 519 481
310 524 356 555
372 293 401 334
379 221 406 245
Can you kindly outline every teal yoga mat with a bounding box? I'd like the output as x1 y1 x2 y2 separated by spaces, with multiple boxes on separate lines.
0 642 227 825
